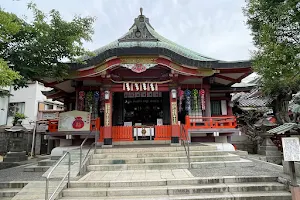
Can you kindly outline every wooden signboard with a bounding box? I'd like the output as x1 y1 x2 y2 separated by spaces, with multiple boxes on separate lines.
58 111 91 132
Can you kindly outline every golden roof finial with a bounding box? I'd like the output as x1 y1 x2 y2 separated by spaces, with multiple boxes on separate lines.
140 7 143 15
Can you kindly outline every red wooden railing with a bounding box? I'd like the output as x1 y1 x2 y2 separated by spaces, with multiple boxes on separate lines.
154 125 172 140
185 115 237 129
112 126 134 141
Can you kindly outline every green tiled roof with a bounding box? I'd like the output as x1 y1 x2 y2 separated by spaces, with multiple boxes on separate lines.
267 123 298 134
86 14 217 62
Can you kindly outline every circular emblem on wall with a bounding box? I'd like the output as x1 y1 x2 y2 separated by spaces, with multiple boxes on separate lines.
141 128 147 135
131 64 147 73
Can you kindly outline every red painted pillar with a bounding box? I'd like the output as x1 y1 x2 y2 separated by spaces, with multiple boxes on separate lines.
103 90 112 145
205 86 211 117
170 89 180 144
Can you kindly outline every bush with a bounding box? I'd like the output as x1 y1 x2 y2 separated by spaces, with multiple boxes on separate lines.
13 113 26 126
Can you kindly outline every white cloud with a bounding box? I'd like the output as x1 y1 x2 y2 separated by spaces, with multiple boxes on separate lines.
1 0 254 60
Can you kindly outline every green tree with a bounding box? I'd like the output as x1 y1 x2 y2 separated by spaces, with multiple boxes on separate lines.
244 0 300 124
0 3 95 89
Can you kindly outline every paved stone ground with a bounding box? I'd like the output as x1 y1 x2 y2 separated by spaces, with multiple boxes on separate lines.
0 164 45 182
190 154 299 184
80 169 194 181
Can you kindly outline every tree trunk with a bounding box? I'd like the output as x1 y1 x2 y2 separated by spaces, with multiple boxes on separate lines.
273 98 291 124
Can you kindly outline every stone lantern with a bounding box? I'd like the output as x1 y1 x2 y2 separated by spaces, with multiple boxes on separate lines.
255 115 281 164
3 120 28 162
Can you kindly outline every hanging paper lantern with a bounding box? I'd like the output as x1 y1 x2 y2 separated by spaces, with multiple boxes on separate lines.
143 83 147 91
155 83 158 91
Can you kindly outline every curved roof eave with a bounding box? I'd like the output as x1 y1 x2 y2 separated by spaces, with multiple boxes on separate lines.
69 12 251 71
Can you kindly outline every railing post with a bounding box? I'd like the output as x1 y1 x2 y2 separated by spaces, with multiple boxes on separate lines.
79 146 82 175
45 177 49 200
68 153 71 188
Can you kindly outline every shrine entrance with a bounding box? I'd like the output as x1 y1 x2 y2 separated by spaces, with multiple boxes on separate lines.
112 91 170 140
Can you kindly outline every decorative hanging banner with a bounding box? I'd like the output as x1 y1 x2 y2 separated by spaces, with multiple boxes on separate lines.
78 91 85 111
192 89 198 111
200 89 205 110
178 89 184 113
93 91 100 118
185 89 191 113
86 91 93 112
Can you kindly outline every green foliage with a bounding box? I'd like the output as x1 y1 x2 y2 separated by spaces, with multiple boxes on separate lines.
0 59 21 87
244 0 300 97
244 0 300 123
0 3 95 89
12 112 26 125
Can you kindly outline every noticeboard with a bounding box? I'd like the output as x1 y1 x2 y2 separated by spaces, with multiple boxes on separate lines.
282 137 300 161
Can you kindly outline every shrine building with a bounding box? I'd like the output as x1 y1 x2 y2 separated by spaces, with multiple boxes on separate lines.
41 10 252 147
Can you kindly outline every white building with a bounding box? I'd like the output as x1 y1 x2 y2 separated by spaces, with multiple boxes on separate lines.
0 86 10 125
0 81 63 127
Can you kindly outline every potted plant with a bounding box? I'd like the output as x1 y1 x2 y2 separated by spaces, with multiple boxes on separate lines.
12 113 27 126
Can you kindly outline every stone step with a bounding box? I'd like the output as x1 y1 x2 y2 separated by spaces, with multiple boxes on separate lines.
0 197 14 200
92 151 228 159
96 146 216 153
87 159 253 171
70 176 278 188
37 159 56 166
0 182 27 189
0 188 21 197
62 182 286 197
60 191 292 199
88 163 189 171
23 165 50 172
90 155 240 165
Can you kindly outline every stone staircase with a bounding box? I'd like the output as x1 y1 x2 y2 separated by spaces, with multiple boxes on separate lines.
57 145 291 200
24 159 56 172
59 176 291 200
87 145 252 171
0 182 27 200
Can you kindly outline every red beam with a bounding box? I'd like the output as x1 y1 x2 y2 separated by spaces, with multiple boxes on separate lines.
215 74 237 82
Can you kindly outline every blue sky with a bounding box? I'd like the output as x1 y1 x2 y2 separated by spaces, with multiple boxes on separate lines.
1 0 255 61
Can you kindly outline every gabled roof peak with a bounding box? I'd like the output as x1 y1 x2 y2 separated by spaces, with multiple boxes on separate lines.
118 8 157 42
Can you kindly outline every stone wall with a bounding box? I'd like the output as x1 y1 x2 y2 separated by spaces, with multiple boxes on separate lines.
231 135 255 154
0 128 33 155
283 161 300 177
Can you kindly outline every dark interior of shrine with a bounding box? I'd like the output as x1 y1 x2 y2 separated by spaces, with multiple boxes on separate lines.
112 92 171 126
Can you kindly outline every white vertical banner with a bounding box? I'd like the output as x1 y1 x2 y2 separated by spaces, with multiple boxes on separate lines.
221 100 227 115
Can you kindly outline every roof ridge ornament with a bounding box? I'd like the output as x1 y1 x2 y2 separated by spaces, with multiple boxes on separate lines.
140 7 143 16
118 8 157 42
